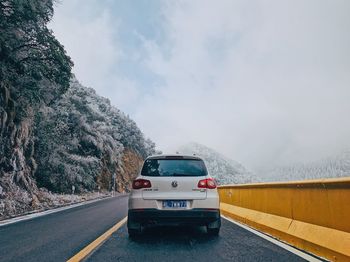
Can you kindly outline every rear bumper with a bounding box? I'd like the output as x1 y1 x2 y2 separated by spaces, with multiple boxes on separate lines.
128 208 220 227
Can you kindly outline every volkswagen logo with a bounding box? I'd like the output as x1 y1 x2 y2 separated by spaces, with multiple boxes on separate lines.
171 181 178 188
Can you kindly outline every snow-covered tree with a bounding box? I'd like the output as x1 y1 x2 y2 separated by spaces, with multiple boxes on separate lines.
35 78 156 193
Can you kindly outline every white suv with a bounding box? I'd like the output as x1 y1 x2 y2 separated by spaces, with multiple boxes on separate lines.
127 155 221 237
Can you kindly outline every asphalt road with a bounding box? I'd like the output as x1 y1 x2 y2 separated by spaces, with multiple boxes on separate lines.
0 195 307 262
87 218 305 262
0 195 128 262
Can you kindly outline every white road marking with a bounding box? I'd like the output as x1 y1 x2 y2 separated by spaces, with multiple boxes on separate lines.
221 215 324 262
0 196 121 227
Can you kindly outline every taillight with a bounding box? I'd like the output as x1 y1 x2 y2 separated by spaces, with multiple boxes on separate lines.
132 179 152 189
198 178 217 189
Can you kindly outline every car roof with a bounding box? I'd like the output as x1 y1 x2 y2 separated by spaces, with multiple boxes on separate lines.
146 154 203 161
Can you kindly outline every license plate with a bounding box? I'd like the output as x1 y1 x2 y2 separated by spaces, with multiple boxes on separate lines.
163 200 187 208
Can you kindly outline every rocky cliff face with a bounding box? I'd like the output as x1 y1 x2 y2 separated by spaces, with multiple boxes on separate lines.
115 149 144 193
0 83 40 218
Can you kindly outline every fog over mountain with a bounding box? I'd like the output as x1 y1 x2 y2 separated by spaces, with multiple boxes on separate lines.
260 151 350 182
178 142 255 185
178 143 350 184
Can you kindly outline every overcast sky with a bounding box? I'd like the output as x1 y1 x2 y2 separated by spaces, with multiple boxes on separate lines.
50 0 350 172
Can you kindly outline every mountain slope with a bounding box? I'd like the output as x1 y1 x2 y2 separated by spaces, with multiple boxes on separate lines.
0 1 157 219
1 77 157 219
178 142 253 185
0 1 73 218
262 151 350 182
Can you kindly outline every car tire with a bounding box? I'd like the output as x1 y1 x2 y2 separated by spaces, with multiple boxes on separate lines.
207 217 221 236
128 228 142 238
207 227 220 236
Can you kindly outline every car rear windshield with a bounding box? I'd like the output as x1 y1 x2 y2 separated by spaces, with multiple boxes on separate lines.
141 159 207 177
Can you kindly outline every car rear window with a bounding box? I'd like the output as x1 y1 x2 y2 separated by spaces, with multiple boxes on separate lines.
141 159 207 177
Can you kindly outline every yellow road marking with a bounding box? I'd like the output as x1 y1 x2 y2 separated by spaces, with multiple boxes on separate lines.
67 216 127 262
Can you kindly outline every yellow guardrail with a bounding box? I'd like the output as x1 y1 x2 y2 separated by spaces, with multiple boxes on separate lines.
218 177 350 261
